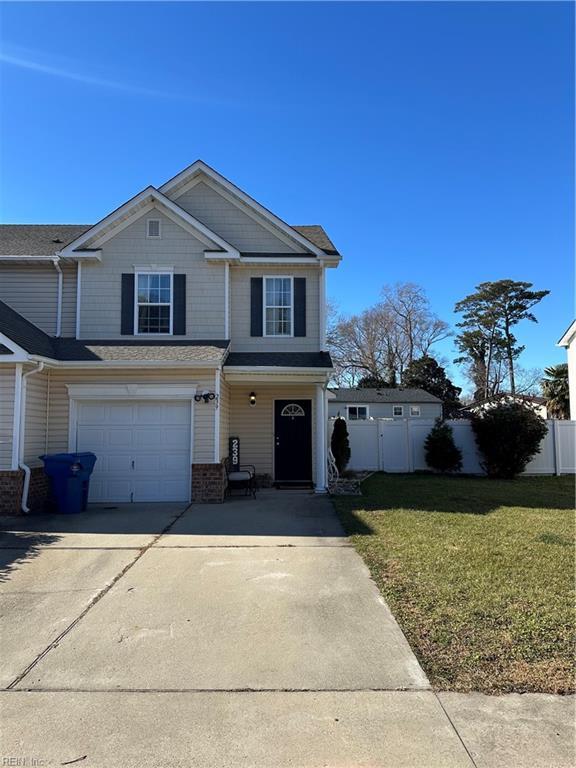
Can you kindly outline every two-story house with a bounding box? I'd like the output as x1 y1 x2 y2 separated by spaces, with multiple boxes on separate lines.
0 161 340 513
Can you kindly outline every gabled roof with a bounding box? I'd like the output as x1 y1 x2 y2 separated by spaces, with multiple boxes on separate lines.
158 160 338 260
0 222 338 258
329 387 442 404
57 186 240 258
558 320 576 347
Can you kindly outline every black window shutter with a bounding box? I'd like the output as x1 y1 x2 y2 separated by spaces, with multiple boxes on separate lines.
121 274 135 335
173 274 186 335
294 277 306 337
251 277 263 337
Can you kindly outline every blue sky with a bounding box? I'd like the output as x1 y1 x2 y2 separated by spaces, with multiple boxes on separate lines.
0 1 573 389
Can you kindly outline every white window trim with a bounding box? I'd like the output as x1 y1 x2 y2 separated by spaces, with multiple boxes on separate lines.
146 218 162 239
346 405 369 421
410 405 421 417
134 271 173 336
263 275 294 338
393 405 404 417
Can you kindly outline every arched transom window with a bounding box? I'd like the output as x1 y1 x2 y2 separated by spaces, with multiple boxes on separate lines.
281 403 305 417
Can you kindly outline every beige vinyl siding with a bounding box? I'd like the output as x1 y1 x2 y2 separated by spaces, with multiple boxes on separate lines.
230 265 320 352
61 263 77 336
0 365 16 470
219 375 230 461
0 264 58 334
228 384 317 481
46 368 217 464
23 368 48 467
328 401 443 420
174 181 300 253
79 209 225 340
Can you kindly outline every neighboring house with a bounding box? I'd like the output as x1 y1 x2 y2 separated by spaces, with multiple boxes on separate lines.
0 160 341 513
557 320 576 419
327 388 442 420
465 393 548 419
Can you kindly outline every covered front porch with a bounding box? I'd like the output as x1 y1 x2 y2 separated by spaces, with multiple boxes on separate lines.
221 371 329 493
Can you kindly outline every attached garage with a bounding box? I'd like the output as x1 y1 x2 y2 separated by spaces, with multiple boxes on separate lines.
60 382 201 504
75 400 192 502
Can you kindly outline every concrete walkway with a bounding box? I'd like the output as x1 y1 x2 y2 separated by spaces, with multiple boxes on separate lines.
0 492 573 767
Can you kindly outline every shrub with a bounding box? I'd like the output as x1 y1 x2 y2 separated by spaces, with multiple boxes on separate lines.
331 417 351 474
472 403 548 478
424 419 463 473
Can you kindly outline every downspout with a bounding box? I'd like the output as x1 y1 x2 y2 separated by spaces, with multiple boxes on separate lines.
213 366 221 463
19 362 45 514
52 258 63 337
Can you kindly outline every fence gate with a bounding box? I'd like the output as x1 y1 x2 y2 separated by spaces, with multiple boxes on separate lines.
379 420 410 472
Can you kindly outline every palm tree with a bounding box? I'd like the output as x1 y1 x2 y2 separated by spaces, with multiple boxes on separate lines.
542 364 569 419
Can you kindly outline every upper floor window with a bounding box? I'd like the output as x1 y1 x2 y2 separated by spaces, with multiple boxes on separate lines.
264 276 293 336
347 406 368 420
393 405 404 417
136 273 172 334
410 406 421 417
146 218 162 239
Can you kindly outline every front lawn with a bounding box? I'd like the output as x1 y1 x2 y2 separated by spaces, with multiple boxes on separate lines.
333 474 575 694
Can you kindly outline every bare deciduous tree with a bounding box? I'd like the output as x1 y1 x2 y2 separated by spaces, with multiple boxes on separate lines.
328 283 450 386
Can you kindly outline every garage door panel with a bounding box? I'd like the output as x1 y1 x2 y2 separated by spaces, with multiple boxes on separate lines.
163 427 190 448
76 400 191 503
91 454 133 475
133 478 189 502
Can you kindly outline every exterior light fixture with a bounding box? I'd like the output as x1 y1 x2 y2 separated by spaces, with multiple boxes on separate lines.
249 392 256 407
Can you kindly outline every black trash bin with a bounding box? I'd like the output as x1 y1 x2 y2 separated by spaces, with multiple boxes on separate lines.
40 453 97 514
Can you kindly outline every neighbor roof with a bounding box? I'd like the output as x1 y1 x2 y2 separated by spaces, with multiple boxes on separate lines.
329 387 442 404
0 223 338 257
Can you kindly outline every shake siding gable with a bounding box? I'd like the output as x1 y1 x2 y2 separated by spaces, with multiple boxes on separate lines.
173 181 300 253
79 210 225 340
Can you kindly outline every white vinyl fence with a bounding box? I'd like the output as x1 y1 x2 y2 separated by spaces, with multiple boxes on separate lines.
329 418 575 476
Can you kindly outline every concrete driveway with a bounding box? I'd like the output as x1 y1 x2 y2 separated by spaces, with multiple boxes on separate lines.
0 492 573 768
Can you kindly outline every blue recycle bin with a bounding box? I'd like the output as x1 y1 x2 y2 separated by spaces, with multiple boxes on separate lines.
39 452 97 514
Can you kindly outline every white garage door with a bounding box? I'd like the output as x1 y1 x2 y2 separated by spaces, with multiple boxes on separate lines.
76 400 192 502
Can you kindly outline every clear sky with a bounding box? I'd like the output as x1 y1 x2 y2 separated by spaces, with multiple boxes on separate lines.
0 1 573 389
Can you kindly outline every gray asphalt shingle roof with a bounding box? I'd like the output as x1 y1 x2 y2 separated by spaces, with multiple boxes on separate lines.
0 300 229 363
0 223 338 256
0 300 57 357
330 387 442 404
0 225 91 256
225 352 333 368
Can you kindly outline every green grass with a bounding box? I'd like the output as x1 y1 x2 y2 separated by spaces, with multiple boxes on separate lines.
333 473 575 694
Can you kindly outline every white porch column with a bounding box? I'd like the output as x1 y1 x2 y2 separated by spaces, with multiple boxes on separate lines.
315 383 327 493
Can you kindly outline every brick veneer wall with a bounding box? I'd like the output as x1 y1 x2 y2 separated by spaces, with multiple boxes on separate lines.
0 467 50 515
191 462 226 503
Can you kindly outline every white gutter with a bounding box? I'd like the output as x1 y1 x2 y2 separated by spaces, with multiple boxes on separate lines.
52 258 63 337
75 261 82 338
11 364 23 471
19 362 45 514
213 366 221 463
